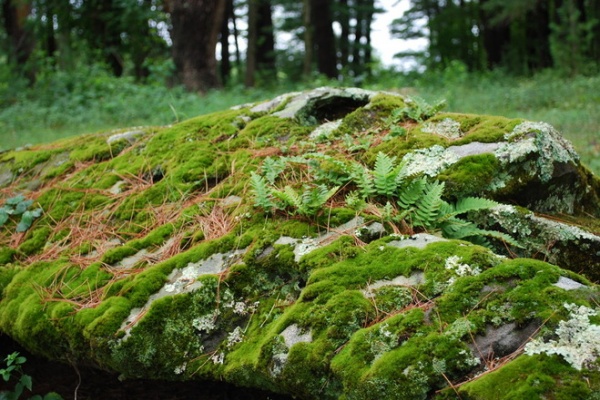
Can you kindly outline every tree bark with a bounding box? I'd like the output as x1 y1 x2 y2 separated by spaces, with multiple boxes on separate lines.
2 0 34 69
220 0 233 84
245 0 258 86
168 0 227 92
303 0 313 77
311 0 337 78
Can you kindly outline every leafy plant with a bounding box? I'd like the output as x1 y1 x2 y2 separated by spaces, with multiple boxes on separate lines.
249 151 519 248
0 352 62 400
272 184 340 217
0 195 43 233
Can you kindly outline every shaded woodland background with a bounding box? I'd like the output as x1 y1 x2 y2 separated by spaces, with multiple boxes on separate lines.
0 0 599 173
2 0 599 90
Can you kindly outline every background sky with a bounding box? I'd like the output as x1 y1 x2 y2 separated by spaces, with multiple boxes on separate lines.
371 0 427 69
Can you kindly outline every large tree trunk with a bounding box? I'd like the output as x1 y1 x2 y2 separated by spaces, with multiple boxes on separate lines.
312 0 337 78
2 0 34 70
168 0 227 92
246 0 276 87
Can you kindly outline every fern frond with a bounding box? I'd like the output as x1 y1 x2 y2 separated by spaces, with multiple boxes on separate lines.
412 180 445 228
441 218 521 248
452 197 501 216
250 172 275 211
373 152 398 197
345 191 366 212
397 177 427 209
272 186 302 211
262 157 287 184
351 163 375 199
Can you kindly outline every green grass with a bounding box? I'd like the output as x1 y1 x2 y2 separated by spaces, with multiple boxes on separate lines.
1 68 598 174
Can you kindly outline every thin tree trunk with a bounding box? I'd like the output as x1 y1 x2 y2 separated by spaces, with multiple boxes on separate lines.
168 0 227 92
245 0 258 86
303 0 313 77
220 0 233 84
337 0 350 70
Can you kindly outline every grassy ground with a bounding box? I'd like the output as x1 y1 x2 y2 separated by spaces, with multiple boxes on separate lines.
1 69 598 174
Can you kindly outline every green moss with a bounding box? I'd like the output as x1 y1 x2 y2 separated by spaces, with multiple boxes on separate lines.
69 135 121 162
0 247 16 265
235 116 313 148
459 354 600 400
17 226 52 256
438 154 501 199
452 114 524 145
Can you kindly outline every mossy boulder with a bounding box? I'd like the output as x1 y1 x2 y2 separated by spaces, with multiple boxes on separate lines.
1 87 599 399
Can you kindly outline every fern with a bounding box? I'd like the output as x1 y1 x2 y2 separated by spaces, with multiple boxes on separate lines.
399 97 447 122
262 157 287 184
411 180 445 228
351 163 375 199
300 184 339 216
397 177 427 209
373 152 398 197
272 186 302 211
272 184 338 217
345 191 366 212
250 172 276 211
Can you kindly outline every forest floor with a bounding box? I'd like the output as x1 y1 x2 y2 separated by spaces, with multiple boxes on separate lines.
1 70 598 174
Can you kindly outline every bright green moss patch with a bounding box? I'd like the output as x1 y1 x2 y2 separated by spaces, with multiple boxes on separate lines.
459 354 600 400
438 154 501 199
17 226 52 256
236 116 313 148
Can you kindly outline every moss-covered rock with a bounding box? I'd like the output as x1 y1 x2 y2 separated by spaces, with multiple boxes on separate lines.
0 87 599 399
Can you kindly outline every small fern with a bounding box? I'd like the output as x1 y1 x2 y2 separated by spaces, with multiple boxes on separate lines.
262 157 287 184
351 164 375 199
373 152 399 197
250 172 276 211
272 184 338 217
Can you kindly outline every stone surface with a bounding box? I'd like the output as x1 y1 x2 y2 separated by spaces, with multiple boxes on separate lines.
0 87 599 400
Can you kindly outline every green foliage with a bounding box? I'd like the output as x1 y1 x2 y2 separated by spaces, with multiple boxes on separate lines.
0 196 43 233
373 153 402 198
250 151 518 247
0 352 63 400
250 172 276 211
399 97 447 123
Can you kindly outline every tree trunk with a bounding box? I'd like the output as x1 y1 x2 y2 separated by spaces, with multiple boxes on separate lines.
168 0 227 92
220 0 233 85
303 0 313 77
245 0 258 86
336 0 350 70
2 0 34 70
311 0 337 78
256 0 275 74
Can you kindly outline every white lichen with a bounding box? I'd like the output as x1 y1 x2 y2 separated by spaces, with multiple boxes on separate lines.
422 118 462 139
524 303 600 370
192 311 219 334
226 326 245 348
399 145 459 178
445 255 481 285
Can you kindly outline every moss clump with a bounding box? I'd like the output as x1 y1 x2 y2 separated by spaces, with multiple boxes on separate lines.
17 226 52 256
438 154 501 199
459 354 600 400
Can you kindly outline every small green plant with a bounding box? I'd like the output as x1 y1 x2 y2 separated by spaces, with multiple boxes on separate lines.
0 352 62 400
0 195 43 233
386 96 447 124
249 151 519 248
